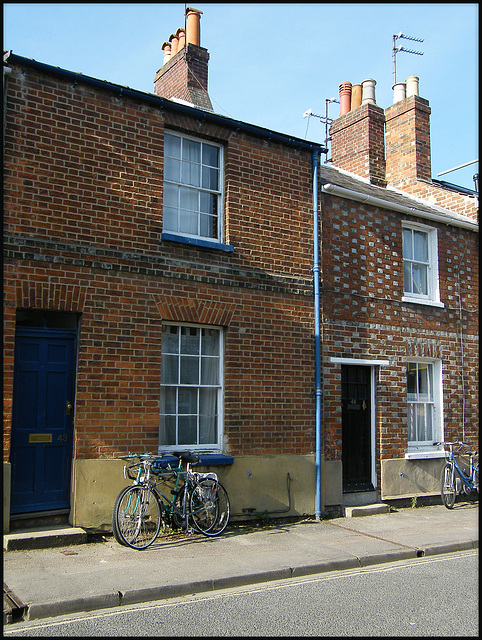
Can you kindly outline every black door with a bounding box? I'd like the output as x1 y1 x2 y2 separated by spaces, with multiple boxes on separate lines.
341 365 373 492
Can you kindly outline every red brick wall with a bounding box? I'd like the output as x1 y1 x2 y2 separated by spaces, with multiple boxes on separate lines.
320 192 479 474
3 63 317 461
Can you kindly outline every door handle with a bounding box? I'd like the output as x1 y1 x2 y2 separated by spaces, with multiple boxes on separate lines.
66 402 73 415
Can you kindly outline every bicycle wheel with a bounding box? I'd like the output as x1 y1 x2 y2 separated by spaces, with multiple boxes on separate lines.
113 485 161 549
441 463 457 509
190 480 230 537
112 486 132 546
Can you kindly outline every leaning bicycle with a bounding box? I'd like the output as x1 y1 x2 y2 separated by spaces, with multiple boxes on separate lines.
436 442 479 509
112 451 230 549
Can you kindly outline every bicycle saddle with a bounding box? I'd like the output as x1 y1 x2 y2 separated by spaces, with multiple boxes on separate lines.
173 451 199 463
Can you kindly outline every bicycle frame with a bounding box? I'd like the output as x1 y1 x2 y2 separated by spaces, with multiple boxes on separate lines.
442 443 478 492
124 456 216 532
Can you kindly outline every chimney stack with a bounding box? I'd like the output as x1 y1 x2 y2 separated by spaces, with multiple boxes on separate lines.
385 83 431 186
154 7 212 111
330 78 386 186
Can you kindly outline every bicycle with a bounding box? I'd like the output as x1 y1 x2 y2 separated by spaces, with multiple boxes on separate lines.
112 451 230 549
435 442 479 509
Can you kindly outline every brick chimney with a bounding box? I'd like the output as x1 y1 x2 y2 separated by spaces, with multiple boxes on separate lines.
329 80 386 187
154 7 213 111
385 82 432 189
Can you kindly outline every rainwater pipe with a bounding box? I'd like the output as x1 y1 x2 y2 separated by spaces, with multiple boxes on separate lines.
312 148 323 520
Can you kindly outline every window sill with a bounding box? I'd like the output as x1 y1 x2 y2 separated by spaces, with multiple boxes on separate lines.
405 451 446 460
402 296 444 309
161 232 234 253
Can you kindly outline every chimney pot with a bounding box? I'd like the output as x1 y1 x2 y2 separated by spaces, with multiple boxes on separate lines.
351 84 362 110
392 82 406 103
186 7 202 46
406 76 420 97
161 42 172 66
361 78 377 105
169 33 179 57
177 27 186 51
339 82 352 115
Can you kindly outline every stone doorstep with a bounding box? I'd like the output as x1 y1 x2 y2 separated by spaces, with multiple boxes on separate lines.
344 503 390 518
3 526 90 552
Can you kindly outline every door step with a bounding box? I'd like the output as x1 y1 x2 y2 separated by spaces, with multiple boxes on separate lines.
344 503 390 518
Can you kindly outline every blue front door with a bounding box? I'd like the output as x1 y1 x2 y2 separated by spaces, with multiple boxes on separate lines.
10 330 76 514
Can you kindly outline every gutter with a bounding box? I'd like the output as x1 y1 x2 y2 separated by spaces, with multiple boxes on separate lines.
4 52 327 154
321 183 478 232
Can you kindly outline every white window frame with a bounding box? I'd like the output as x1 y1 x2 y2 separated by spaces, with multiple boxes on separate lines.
402 222 444 308
162 131 224 246
405 358 444 457
159 323 224 453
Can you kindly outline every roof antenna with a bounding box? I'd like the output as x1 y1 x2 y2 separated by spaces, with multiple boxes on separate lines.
303 98 339 161
392 32 424 85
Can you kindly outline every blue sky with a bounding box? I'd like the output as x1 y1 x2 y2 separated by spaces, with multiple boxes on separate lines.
4 3 478 191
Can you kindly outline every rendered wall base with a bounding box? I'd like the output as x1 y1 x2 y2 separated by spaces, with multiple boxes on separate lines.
71 455 319 530
4 463 11 534
381 457 445 500
323 460 343 506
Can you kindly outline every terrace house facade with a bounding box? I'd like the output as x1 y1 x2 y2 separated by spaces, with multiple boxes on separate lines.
3 9 478 531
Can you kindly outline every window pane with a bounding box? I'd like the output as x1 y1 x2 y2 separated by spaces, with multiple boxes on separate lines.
181 161 201 187
165 134 181 158
201 357 219 385
178 388 198 414
407 363 417 398
201 328 220 355
161 354 178 384
404 262 412 294
163 208 177 232
179 211 198 235
182 139 201 162
181 327 200 354
180 186 198 211
403 229 413 259
412 264 428 295
202 166 219 191
178 416 197 445
200 214 216 238
202 143 219 167
162 326 179 353
413 230 428 262
163 183 178 207
180 356 199 384
200 191 214 214
162 388 177 414
159 415 176 445
199 415 217 444
165 157 181 183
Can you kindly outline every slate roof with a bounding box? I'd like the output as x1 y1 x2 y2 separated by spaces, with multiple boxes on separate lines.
319 163 478 228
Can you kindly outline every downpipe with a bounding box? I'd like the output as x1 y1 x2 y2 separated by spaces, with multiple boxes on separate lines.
312 149 323 520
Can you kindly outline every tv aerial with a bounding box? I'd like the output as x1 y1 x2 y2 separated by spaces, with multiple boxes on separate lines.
392 32 424 85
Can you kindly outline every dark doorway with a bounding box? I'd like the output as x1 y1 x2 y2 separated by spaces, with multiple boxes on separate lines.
341 365 373 492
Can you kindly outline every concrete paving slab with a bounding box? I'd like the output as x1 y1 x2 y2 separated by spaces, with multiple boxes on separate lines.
3 503 478 623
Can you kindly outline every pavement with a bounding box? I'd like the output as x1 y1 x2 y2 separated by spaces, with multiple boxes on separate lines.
3 502 478 625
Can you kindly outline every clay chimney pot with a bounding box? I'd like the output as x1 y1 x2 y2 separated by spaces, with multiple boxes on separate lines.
186 7 202 46
177 28 186 51
161 42 172 66
351 84 362 110
339 81 352 116
169 33 179 57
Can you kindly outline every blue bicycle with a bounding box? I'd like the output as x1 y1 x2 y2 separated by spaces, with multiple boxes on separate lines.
436 442 479 509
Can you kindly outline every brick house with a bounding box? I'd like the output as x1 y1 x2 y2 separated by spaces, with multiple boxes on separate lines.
3 9 478 532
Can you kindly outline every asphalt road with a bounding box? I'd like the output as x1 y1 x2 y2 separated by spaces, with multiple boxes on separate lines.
4 550 478 637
